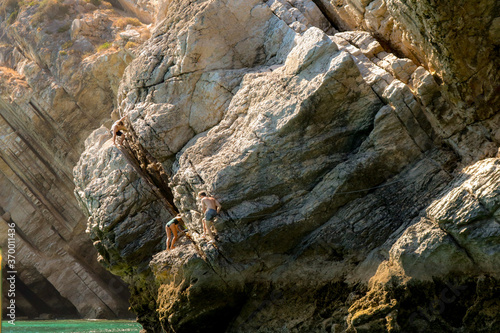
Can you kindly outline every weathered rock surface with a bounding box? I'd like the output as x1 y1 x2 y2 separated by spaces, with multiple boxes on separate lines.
315 0 499 131
0 0 151 319
73 0 500 332
1 0 499 331
115 0 159 24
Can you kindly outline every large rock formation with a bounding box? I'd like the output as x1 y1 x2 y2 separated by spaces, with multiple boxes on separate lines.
0 0 151 319
72 0 500 332
315 0 499 124
0 0 498 331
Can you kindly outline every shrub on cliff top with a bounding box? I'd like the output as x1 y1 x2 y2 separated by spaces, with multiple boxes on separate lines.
32 0 69 25
125 41 138 49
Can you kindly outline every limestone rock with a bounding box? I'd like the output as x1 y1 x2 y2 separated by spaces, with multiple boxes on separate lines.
119 29 141 43
116 0 159 24
316 0 500 129
75 0 499 332
1 0 499 331
426 159 500 274
0 0 151 320
72 0 500 330
74 126 170 274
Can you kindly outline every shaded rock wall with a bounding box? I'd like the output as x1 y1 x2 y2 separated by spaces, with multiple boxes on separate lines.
73 0 500 332
0 0 152 319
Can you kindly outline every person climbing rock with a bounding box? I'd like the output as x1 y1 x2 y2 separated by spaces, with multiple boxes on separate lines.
111 115 128 146
198 192 221 243
165 214 183 250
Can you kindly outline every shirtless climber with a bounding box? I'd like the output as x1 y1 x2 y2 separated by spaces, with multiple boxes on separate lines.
198 192 221 243
165 214 183 250
111 115 128 146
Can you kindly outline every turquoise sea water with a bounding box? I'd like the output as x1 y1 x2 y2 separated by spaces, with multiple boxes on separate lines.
1 320 142 333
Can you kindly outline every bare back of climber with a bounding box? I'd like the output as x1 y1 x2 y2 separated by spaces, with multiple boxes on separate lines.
111 115 128 146
166 214 183 250
198 192 221 243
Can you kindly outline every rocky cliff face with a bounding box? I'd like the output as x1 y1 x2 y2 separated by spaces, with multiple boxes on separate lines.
0 0 153 319
314 0 499 124
73 0 500 332
4 0 500 331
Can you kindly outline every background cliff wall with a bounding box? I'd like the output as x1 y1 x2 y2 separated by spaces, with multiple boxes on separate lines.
73 0 500 332
0 0 155 319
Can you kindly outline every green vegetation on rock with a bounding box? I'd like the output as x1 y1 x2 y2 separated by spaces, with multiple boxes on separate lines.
97 42 112 51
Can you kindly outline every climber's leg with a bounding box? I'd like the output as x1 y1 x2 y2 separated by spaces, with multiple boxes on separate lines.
166 225 172 250
170 224 179 249
202 218 208 238
205 219 216 243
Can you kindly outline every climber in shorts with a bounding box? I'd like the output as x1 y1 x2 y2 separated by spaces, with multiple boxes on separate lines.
199 192 221 243
165 214 183 250
111 115 128 146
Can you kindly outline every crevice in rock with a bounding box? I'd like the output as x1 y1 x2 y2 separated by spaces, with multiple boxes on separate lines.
112 120 216 291
311 0 342 32
369 85 386 106
371 30 423 67
402 98 436 143
118 120 178 217
438 225 477 266
201 249 233 288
